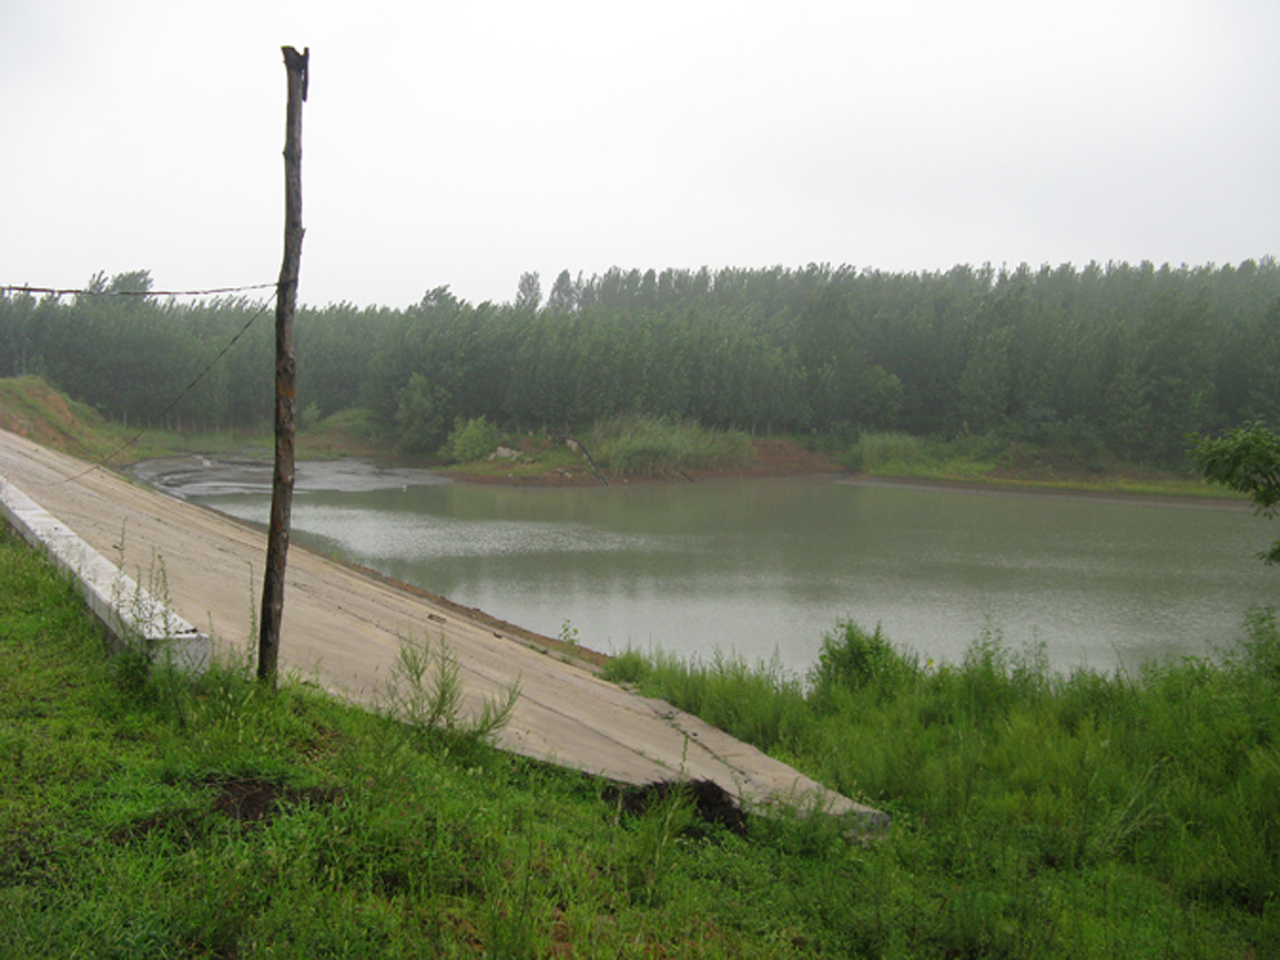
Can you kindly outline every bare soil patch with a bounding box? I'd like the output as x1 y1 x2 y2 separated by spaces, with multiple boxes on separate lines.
603 778 749 837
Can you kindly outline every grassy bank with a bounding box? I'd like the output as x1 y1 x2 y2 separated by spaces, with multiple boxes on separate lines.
0 526 889 959
587 418 752 477
604 622 1280 957
437 416 755 483
834 430 1236 499
4 524 1277 957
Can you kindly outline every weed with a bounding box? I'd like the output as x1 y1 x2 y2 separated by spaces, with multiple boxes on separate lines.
557 619 580 646
627 779 697 905
381 631 520 749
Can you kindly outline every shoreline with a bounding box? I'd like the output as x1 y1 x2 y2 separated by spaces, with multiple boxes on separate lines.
837 472 1251 510
129 441 1246 510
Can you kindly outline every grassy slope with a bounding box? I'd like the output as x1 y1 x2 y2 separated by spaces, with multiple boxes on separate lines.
0 376 278 466
604 622 1280 958
0 527 882 959
4 521 1277 957
0 376 141 465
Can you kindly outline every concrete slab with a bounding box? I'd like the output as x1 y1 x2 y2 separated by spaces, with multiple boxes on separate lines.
0 474 209 673
0 429 884 826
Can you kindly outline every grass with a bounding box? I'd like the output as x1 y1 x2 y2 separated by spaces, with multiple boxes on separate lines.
297 408 392 460
6 517 1278 956
604 620 1280 957
0 525 906 958
587 417 752 478
841 429 1243 500
435 432 586 481
439 419 755 483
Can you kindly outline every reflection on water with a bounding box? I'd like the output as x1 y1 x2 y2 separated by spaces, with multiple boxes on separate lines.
137 458 1276 674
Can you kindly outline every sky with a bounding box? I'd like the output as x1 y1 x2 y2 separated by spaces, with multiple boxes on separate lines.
2 0 1277 309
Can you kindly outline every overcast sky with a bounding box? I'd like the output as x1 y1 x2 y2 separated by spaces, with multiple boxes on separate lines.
2 0 1277 309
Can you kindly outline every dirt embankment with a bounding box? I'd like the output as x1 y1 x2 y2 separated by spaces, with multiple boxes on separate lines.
0 377 116 462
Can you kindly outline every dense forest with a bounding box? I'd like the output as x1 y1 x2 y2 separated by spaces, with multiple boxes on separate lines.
2 259 1278 466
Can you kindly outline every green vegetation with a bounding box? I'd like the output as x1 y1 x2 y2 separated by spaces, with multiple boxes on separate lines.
845 429 1241 498
843 431 999 480
0 375 268 465
430 417 753 480
6 259 1280 475
589 417 751 477
0 527 885 958
441 415 503 464
5 516 1278 956
1193 422 1280 560
604 620 1280 957
298 407 387 459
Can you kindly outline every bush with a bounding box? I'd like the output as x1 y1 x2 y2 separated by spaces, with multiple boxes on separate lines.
442 416 501 463
809 621 920 706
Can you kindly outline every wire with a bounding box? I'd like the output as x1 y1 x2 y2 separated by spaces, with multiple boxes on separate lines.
1 282 276 299
50 291 280 485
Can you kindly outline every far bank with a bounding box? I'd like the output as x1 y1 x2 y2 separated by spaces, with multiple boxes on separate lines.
0 376 1242 504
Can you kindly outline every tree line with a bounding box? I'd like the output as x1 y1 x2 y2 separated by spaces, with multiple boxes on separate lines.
2 259 1278 466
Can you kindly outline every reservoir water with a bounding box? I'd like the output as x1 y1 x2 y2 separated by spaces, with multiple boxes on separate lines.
137 459 1276 676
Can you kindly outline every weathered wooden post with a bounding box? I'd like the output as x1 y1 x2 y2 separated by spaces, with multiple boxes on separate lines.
258 45 308 688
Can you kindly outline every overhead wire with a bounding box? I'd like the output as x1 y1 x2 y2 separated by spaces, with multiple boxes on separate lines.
27 289 281 486
1 282 277 299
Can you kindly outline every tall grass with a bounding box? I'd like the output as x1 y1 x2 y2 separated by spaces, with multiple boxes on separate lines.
605 618 1280 955
588 416 751 477
842 431 1003 479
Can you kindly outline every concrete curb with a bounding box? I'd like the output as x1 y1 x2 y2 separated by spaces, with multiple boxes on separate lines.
0 475 210 674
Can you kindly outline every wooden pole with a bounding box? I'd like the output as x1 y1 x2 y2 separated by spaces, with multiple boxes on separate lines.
258 45 308 688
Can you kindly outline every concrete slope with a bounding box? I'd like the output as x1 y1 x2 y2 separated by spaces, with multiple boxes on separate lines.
0 429 880 822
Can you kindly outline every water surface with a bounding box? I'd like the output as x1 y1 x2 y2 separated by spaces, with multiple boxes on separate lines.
138 458 1276 675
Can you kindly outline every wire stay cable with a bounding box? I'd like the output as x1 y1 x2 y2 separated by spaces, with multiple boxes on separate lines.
1 282 276 299
47 291 280 486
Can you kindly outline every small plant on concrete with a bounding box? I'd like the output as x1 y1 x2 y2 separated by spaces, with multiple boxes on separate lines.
557 619 580 646
383 631 520 747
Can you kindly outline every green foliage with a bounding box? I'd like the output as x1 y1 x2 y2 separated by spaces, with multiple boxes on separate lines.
441 415 501 464
611 615 1280 956
381 631 520 748
393 372 449 454
1192 422 1280 562
602 647 811 754
843 431 930 472
810 621 920 705
8 260 1280 472
3 525 1279 956
589 416 751 476
842 430 1002 480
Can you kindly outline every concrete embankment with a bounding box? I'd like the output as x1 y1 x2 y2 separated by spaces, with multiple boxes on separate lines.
0 429 883 826
0 475 209 673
